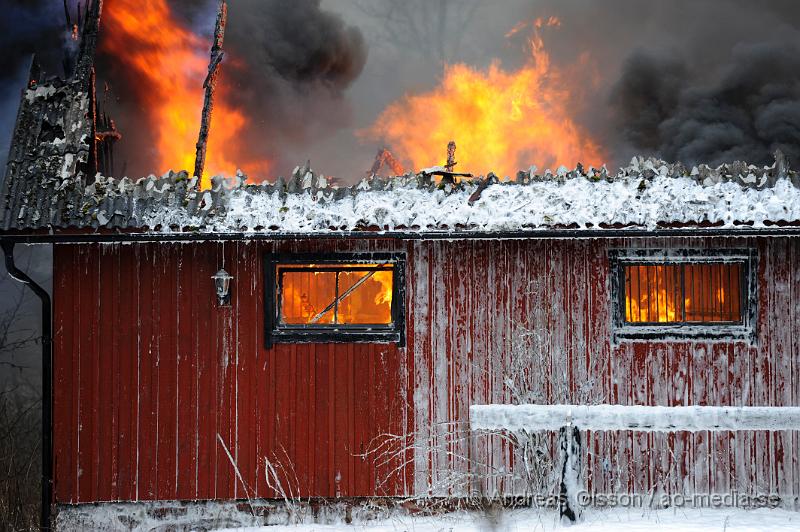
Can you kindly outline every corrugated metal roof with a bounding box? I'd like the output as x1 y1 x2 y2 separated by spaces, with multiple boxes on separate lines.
2 156 799 235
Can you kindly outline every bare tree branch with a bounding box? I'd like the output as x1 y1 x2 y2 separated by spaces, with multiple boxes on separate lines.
353 0 481 65
0 248 45 528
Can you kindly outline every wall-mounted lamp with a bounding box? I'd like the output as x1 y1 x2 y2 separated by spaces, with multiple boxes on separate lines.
212 268 233 306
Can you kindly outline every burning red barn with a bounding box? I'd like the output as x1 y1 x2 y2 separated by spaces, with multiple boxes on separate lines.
1 1 800 530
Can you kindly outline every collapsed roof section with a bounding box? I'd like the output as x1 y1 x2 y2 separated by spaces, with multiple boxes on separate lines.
0 0 107 234
1 154 799 235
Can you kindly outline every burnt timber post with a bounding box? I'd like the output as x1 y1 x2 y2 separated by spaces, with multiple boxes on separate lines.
445 140 457 172
193 0 228 181
558 424 582 525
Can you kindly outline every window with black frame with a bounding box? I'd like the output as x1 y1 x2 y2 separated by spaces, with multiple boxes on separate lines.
264 253 405 347
610 250 757 342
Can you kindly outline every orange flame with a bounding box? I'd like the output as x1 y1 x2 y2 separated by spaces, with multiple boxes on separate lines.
365 17 603 177
506 16 560 38
101 0 270 187
372 270 394 306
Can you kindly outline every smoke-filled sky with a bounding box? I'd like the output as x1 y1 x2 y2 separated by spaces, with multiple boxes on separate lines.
312 0 800 176
1 0 800 178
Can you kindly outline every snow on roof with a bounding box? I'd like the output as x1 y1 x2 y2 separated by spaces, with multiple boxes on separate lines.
2 153 800 235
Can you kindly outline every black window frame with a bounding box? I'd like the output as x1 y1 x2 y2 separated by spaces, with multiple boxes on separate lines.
610 249 758 343
264 252 406 348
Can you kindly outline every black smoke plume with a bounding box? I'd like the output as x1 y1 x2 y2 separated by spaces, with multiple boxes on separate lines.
217 0 367 174
509 0 800 168
611 41 800 167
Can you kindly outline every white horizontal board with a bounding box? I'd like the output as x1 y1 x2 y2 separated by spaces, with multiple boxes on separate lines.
470 404 800 433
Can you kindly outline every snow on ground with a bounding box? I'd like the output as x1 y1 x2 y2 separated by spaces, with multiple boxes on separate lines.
214 507 800 532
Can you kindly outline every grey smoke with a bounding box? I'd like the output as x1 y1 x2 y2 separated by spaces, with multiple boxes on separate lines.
219 0 367 172
225 0 366 88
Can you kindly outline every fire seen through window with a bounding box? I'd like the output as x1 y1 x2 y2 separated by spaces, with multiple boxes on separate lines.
624 263 743 324
278 264 394 326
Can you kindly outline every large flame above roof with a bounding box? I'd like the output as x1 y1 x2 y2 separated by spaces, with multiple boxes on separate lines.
365 17 605 177
100 0 270 187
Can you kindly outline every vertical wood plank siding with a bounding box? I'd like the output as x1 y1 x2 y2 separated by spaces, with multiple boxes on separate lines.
52 237 799 503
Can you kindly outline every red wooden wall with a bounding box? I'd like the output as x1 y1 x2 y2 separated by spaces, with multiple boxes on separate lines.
407 237 799 503
52 236 800 504
52 240 413 503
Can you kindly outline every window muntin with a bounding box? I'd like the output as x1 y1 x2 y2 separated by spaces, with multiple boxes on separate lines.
265 253 405 347
611 249 757 342
624 262 743 324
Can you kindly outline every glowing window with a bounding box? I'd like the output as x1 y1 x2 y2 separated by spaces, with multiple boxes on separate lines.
624 263 742 324
265 253 405 347
611 250 757 342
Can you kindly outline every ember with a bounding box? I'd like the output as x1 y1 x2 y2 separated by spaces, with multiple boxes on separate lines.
366 17 604 177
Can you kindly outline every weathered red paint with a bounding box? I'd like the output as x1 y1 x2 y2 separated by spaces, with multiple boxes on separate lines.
52 236 800 504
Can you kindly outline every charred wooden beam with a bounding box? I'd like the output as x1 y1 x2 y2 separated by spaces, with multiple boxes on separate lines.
75 0 103 85
425 169 472 180
368 147 404 177
467 173 497 206
193 0 228 182
95 118 121 142
62 0 80 76
87 67 98 176
445 140 457 172
96 110 122 176
436 140 471 186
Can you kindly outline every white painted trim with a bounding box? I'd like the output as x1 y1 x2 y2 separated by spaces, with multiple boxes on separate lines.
470 404 800 432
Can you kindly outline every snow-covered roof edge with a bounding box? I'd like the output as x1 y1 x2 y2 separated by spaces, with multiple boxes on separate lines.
2 152 800 234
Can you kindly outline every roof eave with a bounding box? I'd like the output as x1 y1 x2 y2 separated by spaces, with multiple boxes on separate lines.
2 224 800 244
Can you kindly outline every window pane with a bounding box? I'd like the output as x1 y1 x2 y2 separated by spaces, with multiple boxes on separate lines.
728 263 742 321
624 264 680 323
625 262 743 325
336 269 393 325
684 263 741 323
280 270 336 324
278 264 393 326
